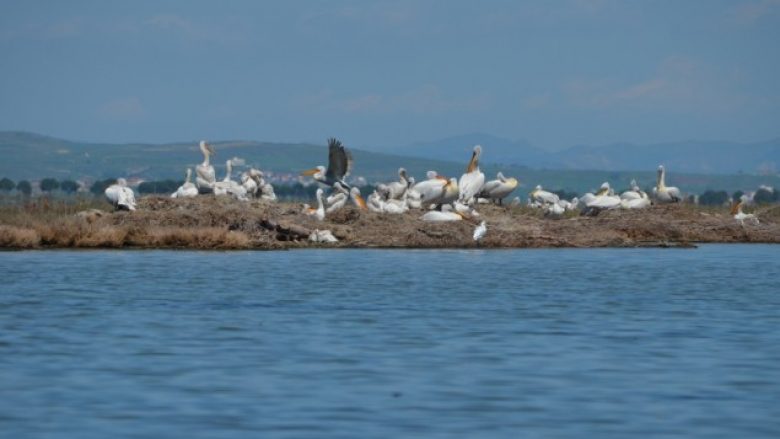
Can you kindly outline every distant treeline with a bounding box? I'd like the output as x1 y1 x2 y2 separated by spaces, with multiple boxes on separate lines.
2 176 777 205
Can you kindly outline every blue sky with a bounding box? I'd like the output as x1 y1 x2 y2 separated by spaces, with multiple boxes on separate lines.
1 0 778 150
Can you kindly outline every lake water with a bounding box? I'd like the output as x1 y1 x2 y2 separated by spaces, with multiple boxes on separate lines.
1 245 779 438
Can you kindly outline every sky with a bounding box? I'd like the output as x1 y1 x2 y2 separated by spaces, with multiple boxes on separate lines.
1 0 779 151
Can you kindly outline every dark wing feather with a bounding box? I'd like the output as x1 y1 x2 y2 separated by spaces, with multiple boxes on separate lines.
326 138 352 181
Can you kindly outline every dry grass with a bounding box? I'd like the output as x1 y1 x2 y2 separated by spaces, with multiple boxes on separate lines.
0 195 778 249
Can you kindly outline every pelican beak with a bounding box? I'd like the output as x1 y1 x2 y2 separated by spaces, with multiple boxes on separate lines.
466 151 478 173
355 194 367 210
301 168 319 176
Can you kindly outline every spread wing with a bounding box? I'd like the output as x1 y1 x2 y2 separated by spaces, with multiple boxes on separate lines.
326 138 353 181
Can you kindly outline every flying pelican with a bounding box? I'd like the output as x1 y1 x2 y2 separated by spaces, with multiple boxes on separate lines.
301 138 353 188
105 178 137 211
731 198 759 226
653 165 682 203
458 145 485 205
213 160 248 201
171 168 198 198
386 168 410 199
473 221 487 242
529 185 559 205
479 172 519 205
195 140 217 193
303 188 326 221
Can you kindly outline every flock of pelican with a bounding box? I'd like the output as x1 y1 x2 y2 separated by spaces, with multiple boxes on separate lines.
103 137 760 239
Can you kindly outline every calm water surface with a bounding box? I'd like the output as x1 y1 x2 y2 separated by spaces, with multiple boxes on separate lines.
1 245 779 438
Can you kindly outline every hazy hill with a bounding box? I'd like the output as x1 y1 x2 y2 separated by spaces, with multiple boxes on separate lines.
394 133 780 175
1 131 779 194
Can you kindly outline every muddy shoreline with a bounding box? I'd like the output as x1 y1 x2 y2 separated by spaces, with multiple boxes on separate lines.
0 197 778 250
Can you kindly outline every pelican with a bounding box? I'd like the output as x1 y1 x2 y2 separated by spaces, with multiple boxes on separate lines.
259 182 277 201
367 190 384 213
195 140 217 193
731 198 759 226
301 138 353 188
213 160 248 201
620 179 643 201
303 188 325 221
240 168 263 197
473 221 487 242
584 183 621 212
350 187 368 210
386 168 410 199
620 196 651 210
104 178 136 211
422 210 463 222
309 229 338 243
171 168 198 199
479 172 519 205
653 165 682 203
325 183 349 214
458 145 485 205
529 185 559 205
412 171 449 207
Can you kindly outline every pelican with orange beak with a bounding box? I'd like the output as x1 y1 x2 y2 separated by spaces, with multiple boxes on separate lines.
458 145 485 205
301 138 353 188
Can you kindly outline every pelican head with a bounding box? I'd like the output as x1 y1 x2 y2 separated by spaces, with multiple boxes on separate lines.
466 145 482 173
426 170 438 180
117 178 128 186
497 171 505 181
200 140 216 156
530 184 542 196
596 182 611 196
301 165 326 179
350 187 367 209
315 188 324 199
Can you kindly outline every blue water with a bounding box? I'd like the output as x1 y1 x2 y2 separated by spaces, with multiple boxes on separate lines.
1 246 779 438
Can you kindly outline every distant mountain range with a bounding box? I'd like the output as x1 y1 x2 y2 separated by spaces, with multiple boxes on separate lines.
1 131 779 194
394 133 780 175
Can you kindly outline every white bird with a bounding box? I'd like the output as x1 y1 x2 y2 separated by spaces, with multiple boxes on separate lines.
240 168 263 197
195 140 217 193
325 183 349 214
479 172 519 205
473 221 487 242
620 195 651 210
301 138 353 188
104 178 137 211
529 185 559 205
349 187 368 210
309 229 338 243
731 199 759 226
412 171 450 207
386 168 410 200
171 168 198 199
303 188 326 221
545 201 565 217
653 165 682 203
458 145 485 205
213 160 248 201
422 210 463 222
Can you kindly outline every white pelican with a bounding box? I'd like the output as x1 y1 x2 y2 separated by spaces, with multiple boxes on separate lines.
458 145 485 205
479 172 519 205
309 229 338 243
213 160 248 201
529 185 559 205
620 179 643 201
241 168 264 197
325 183 349 214
259 182 277 201
545 201 565 217
301 138 353 188
367 190 384 213
558 197 579 211
653 165 682 203
349 187 368 210
386 168 410 200
441 178 460 206
406 187 422 209
171 168 198 198
422 210 463 222
453 200 479 218
195 140 217 193
620 196 651 210
104 178 137 211
412 172 446 205
303 188 325 221
473 221 487 242
731 198 759 226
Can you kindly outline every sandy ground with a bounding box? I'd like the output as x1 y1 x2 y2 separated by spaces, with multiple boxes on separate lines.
1 196 778 250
